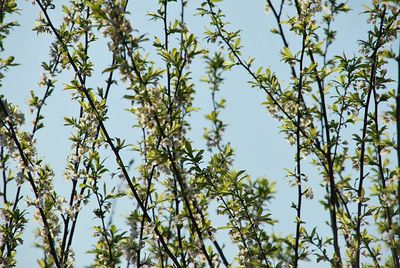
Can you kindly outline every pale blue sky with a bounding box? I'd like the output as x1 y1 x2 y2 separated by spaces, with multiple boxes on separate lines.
2 0 395 267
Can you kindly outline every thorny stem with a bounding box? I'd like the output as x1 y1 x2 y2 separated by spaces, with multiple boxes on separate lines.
31 62 57 137
165 147 214 267
184 56 230 266
161 1 227 265
320 3 334 146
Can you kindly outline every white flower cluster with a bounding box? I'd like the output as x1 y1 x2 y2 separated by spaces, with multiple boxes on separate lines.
265 103 280 119
132 86 189 177
303 186 314 199
1 103 25 127
33 206 61 247
97 1 133 55
383 229 395 242
0 102 39 187
64 111 101 182
128 218 139 240
122 242 137 265
143 221 157 240
301 0 322 14
238 247 259 266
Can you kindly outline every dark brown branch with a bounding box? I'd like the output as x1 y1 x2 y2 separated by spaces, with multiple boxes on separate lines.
35 2 181 266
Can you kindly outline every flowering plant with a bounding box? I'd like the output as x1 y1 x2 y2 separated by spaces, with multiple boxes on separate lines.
0 0 399 267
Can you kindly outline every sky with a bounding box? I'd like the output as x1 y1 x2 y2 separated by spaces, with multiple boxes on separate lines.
2 0 395 267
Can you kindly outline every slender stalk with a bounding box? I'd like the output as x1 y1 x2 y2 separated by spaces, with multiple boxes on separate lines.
137 163 157 267
308 51 342 266
294 0 342 260
60 7 91 263
205 0 326 158
294 27 306 268
174 178 186 267
396 36 400 267
236 190 271 267
176 3 186 264
35 2 181 266
0 100 62 268
372 84 400 268
266 0 297 79
1 148 7 205
160 3 187 266
355 7 387 267
93 176 116 268
63 52 120 261
115 6 222 265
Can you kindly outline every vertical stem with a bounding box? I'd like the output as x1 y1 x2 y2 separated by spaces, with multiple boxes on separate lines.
176 1 186 266
1 148 7 205
164 0 172 105
305 16 343 268
372 86 400 268
0 100 62 268
294 29 306 268
36 3 182 265
397 38 400 230
291 4 342 265
93 177 115 268
61 8 89 261
306 30 343 268
355 7 387 267
395 38 400 268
